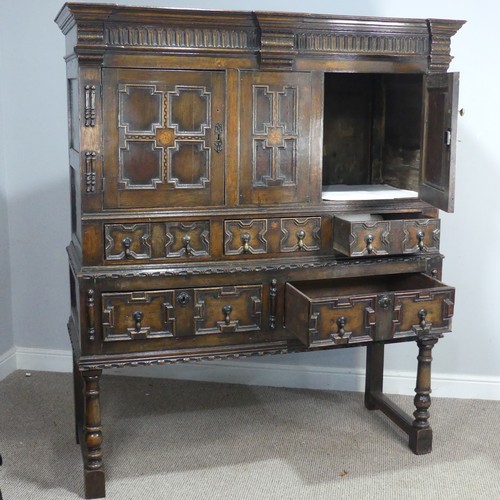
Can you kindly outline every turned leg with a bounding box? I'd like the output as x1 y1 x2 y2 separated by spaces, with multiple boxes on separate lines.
409 336 439 455
82 370 106 499
365 342 385 410
73 354 84 445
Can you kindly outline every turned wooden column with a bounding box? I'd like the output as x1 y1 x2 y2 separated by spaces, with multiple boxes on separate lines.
72 354 84 445
409 335 439 455
82 370 105 499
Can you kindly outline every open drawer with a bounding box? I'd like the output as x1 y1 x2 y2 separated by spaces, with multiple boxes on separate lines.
285 273 454 348
333 213 440 257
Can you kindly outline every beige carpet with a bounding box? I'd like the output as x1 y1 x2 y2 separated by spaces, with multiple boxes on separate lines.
0 370 499 499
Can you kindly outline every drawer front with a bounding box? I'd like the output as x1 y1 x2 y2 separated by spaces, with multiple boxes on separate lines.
393 288 454 336
101 285 262 344
105 220 210 262
194 285 262 335
165 221 210 258
346 220 391 256
309 297 376 346
105 223 152 260
402 219 440 254
224 219 268 255
285 274 454 348
102 290 175 341
280 217 321 252
333 215 440 257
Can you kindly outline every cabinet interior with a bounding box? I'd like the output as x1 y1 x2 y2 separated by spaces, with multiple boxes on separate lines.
322 73 423 201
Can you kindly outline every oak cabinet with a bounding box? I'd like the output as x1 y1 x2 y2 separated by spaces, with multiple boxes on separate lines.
56 3 463 498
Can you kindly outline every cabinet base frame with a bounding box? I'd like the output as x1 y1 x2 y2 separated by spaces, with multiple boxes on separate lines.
365 338 438 455
73 334 441 498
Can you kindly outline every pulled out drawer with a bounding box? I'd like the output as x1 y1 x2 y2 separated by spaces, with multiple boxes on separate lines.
285 274 454 348
333 213 440 257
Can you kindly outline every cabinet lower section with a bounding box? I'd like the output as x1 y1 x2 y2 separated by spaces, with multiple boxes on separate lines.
68 253 452 500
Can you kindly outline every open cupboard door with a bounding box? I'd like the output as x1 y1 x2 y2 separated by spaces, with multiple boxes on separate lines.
420 72 459 213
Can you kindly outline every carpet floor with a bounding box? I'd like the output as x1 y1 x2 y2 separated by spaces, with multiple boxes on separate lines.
0 370 499 499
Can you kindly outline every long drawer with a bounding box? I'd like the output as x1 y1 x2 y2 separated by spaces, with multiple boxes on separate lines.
285 273 454 348
101 285 263 342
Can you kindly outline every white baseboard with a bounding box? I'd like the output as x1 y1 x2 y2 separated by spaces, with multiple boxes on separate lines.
2 347 500 400
0 347 17 381
15 346 73 373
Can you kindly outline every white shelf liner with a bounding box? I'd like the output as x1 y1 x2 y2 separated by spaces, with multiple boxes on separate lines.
322 184 418 201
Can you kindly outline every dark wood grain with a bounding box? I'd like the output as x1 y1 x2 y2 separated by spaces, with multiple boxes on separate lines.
56 4 463 498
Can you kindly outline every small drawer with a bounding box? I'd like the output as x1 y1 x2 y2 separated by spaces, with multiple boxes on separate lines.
285 273 454 348
194 285 263 335
105 223 152 261
280 217 321 252
102 290 176 342
105 221 210 262
165 221 210 259
333 213 440 257
224 219 268 255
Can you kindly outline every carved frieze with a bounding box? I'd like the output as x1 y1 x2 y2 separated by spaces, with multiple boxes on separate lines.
296 32 429 55
105 25 259 50
56 5 464 72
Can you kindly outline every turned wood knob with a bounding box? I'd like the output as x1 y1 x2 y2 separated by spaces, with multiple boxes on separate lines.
241 233 251 253
337 316 347 337
296 230 306 250
418 308 427 329
182 235 192 256
122 237 132 258
132 310 144 332
365 234 374 254
417 231 425 251
222 305 233 325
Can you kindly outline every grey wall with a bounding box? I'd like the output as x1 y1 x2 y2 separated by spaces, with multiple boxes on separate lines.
1 0 499 385
0 25 14 357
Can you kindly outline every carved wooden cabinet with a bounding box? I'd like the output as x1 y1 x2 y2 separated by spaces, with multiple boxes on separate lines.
56 4 463 498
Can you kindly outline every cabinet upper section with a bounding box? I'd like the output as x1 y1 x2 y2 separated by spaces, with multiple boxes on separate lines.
55 3 464 73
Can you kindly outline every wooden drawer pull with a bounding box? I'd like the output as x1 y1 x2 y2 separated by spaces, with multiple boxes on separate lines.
122 237 132 258
337 316 347 338
418 308 427 329
222 305 233 325
365 234 374 254
132 311 144 333
182 235 192 256
417 231 425 251
296 230 305 250
241 233 251 253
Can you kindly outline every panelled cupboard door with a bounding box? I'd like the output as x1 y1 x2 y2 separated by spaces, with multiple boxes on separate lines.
239 72 314 205
102 69 225 209
420 72 459 213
